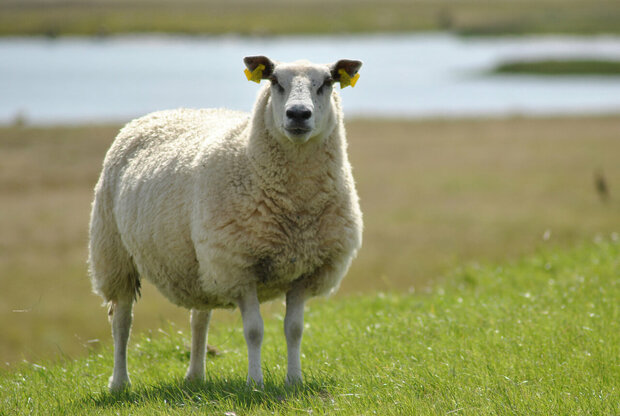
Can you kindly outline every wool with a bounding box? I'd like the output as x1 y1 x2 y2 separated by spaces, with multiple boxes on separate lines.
89 83 362 310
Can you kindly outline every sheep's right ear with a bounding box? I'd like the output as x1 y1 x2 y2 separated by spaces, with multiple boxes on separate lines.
331 59 363 88
243 56 275 83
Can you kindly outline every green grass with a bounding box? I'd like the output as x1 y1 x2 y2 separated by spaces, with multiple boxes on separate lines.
494 60 620 76
2 116 620 368
1 0 620 37
1 238 618 415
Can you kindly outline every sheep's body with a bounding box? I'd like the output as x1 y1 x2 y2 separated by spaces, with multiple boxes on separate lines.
91 93 361 309
89 56 363 390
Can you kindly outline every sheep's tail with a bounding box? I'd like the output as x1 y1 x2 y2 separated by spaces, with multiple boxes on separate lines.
88 175 141 305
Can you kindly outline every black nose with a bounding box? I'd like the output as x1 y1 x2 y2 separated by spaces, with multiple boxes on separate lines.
286 105 312 122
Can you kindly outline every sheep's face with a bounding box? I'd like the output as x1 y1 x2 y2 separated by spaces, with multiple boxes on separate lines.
268 62 333 144
244 56 362 145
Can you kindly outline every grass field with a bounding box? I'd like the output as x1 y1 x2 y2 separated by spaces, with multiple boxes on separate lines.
1 116 619 368
1 0 620 37
1 239 618 415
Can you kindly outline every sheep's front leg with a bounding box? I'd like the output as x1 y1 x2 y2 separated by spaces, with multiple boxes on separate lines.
109 299 133 392
185 308 212 382
284 283 306 385
238 286 264 387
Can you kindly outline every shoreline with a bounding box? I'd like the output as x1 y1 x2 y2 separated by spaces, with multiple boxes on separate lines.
5 111 620 129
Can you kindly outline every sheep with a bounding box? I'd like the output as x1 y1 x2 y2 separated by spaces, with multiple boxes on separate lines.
88 55 363 391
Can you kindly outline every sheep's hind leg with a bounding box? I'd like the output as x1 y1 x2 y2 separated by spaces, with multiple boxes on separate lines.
185 309 212 382
238 285 264 387
109 298 134 392
284 283 306 386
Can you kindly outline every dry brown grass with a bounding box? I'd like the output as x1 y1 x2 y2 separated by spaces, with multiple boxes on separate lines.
345 117 620 291
1 116 619 366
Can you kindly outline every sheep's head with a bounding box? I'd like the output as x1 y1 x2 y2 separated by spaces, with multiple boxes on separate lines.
244 56 362 144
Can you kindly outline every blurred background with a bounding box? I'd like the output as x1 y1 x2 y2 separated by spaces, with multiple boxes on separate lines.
1 0 619 367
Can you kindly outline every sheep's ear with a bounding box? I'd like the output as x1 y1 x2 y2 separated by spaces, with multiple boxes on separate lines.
331 59 363 88
243 56 275 83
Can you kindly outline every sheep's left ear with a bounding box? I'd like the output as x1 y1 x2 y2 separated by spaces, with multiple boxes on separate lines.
331 59 363 88
243 55 275 83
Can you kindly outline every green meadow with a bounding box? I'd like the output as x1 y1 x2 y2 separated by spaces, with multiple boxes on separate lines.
2 0 620 411
1 116 619 369
1 239 618 414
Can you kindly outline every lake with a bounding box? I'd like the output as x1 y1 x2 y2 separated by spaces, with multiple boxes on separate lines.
2 33 620 124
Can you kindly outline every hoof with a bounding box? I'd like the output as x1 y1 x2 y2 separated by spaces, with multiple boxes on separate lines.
184 371 206 383
108 375 131 393
285 375 303 387
246 376 264 389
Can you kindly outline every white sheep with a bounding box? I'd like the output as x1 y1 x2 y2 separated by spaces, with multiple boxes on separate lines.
88 55 363 391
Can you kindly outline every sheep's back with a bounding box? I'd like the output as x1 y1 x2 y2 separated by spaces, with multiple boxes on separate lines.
102 108 250 308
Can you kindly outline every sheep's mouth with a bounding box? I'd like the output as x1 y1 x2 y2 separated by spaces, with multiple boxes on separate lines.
285 127 311 136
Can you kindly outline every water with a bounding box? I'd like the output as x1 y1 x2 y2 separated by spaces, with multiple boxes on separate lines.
2 33 620 124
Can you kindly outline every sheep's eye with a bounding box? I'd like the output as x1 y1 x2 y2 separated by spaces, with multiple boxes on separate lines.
269 76 284 93
318 78 333 95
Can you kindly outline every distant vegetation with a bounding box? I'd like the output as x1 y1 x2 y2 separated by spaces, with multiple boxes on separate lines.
2 239 618 414
494 60 620 76
1 0 619 37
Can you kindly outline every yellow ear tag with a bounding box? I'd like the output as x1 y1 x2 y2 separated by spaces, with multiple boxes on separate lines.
244 64 265 83
338 68 360 89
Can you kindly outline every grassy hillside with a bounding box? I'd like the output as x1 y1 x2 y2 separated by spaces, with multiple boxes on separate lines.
1 116 619 367
1 239 618 415
1 0 619 37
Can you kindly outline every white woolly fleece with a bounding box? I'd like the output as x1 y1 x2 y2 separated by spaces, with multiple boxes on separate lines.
88 84 363 310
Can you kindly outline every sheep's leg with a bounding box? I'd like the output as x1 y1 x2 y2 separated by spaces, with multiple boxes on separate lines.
109 298 133 392
238 286 264 387
284 283 306 386
185 309 212 382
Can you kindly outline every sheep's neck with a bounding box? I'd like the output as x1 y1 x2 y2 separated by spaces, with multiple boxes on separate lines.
247 130 344 215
